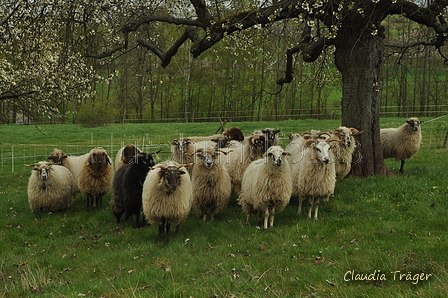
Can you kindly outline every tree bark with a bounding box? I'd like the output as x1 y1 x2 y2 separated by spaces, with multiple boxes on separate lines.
334 23 389 177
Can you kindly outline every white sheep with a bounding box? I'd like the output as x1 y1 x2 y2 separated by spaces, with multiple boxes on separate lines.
286 130 331 164
331 126 363 181
170 137 195 174
26 162 74 212
77 147 114 210
291 138 338 220
238 146 292 229
142 162 193 243
226 134 269 195
380 117 424 174
114 144 142 170
48 148 87 194
190 142 231 221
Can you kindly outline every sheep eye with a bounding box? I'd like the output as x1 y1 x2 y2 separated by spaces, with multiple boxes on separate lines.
316 148 321 152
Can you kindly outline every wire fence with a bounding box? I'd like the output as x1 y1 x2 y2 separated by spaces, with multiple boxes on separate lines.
1 117 447 174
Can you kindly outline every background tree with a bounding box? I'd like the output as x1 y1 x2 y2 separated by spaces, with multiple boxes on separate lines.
89 0 448 177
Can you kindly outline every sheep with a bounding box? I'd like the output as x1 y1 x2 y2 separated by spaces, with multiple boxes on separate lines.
262 128 281 146
170 137 195 174
185 127 244 148
226 134 269 195
78 147 114 210
238 146 292 229
111 151 159 227
26 162 74 212
222 126 244 142
286 130 331 164
48 148 87 194
380 118 424 174
115 144 142 171
331 126 363 181
291 138 339 220
142 162 193 243
190 142 231 221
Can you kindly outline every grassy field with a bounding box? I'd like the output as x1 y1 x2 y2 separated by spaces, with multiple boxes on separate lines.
1 118 447 297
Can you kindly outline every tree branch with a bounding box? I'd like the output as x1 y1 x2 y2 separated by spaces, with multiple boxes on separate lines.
0 90 37 101
138 26 200 68
190 0 214 26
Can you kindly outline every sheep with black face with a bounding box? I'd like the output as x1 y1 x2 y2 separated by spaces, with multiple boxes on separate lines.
142 162 193 243
78 147 114 211
111 151 159 227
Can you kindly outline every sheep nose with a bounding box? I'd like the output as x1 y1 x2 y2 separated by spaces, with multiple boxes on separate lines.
275 159 282 166
323 158 329 164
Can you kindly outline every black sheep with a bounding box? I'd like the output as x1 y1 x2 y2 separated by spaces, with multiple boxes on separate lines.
111 151 159 227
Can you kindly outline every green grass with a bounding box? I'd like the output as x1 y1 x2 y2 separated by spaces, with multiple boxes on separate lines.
1 118 448 297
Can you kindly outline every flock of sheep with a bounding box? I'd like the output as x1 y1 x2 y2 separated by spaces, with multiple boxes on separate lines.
25 118 423 242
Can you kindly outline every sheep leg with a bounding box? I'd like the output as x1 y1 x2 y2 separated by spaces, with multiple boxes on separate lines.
158 219 166 243
165 222 171 243
263 208 269 229
86 194 94 211
95 196 102 209
298 196 304 214
307 197 314 219
313 198 320 220
257 210 263 228
135 212 141 229
269 208 275 228
399 160 405 174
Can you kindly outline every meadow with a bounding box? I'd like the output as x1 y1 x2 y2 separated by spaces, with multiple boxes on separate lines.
0 118 447 297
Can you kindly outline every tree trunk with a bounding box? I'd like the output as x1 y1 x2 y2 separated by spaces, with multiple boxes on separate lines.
334 24 389 177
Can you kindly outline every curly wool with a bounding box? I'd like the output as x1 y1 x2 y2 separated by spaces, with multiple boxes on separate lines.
381 119 422 161
27 162 74 212
226 134 268 194
238 146 292 228
78 148 114 207
191 144 231 220
142 163 193 226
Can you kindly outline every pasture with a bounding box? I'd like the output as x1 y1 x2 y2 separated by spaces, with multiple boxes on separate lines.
1 118 447 297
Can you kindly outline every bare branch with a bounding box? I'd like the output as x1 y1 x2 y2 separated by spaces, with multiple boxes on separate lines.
86 45 126 59
190 0 214 26
138 26 200 68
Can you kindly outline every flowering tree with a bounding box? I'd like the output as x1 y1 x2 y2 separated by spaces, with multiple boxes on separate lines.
0 1 100 122
90 0 448 177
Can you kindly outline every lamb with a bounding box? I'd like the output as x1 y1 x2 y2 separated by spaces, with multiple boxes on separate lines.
291 138 339 220
238 146 292 229
78 147 114 210
114 144 142 170
190 142 231 221
380 117 424 174
142 162 193 243
111 151 159 227
222 126 244 142
26 162 74 212
226 134 269 195
331 126 363 181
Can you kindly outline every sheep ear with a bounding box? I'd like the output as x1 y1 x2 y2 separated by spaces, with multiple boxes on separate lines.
275 129 281 133
25 164 38 168
282 151 292 156
419 121 424 124
107 158 112 165
179 170 187 175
